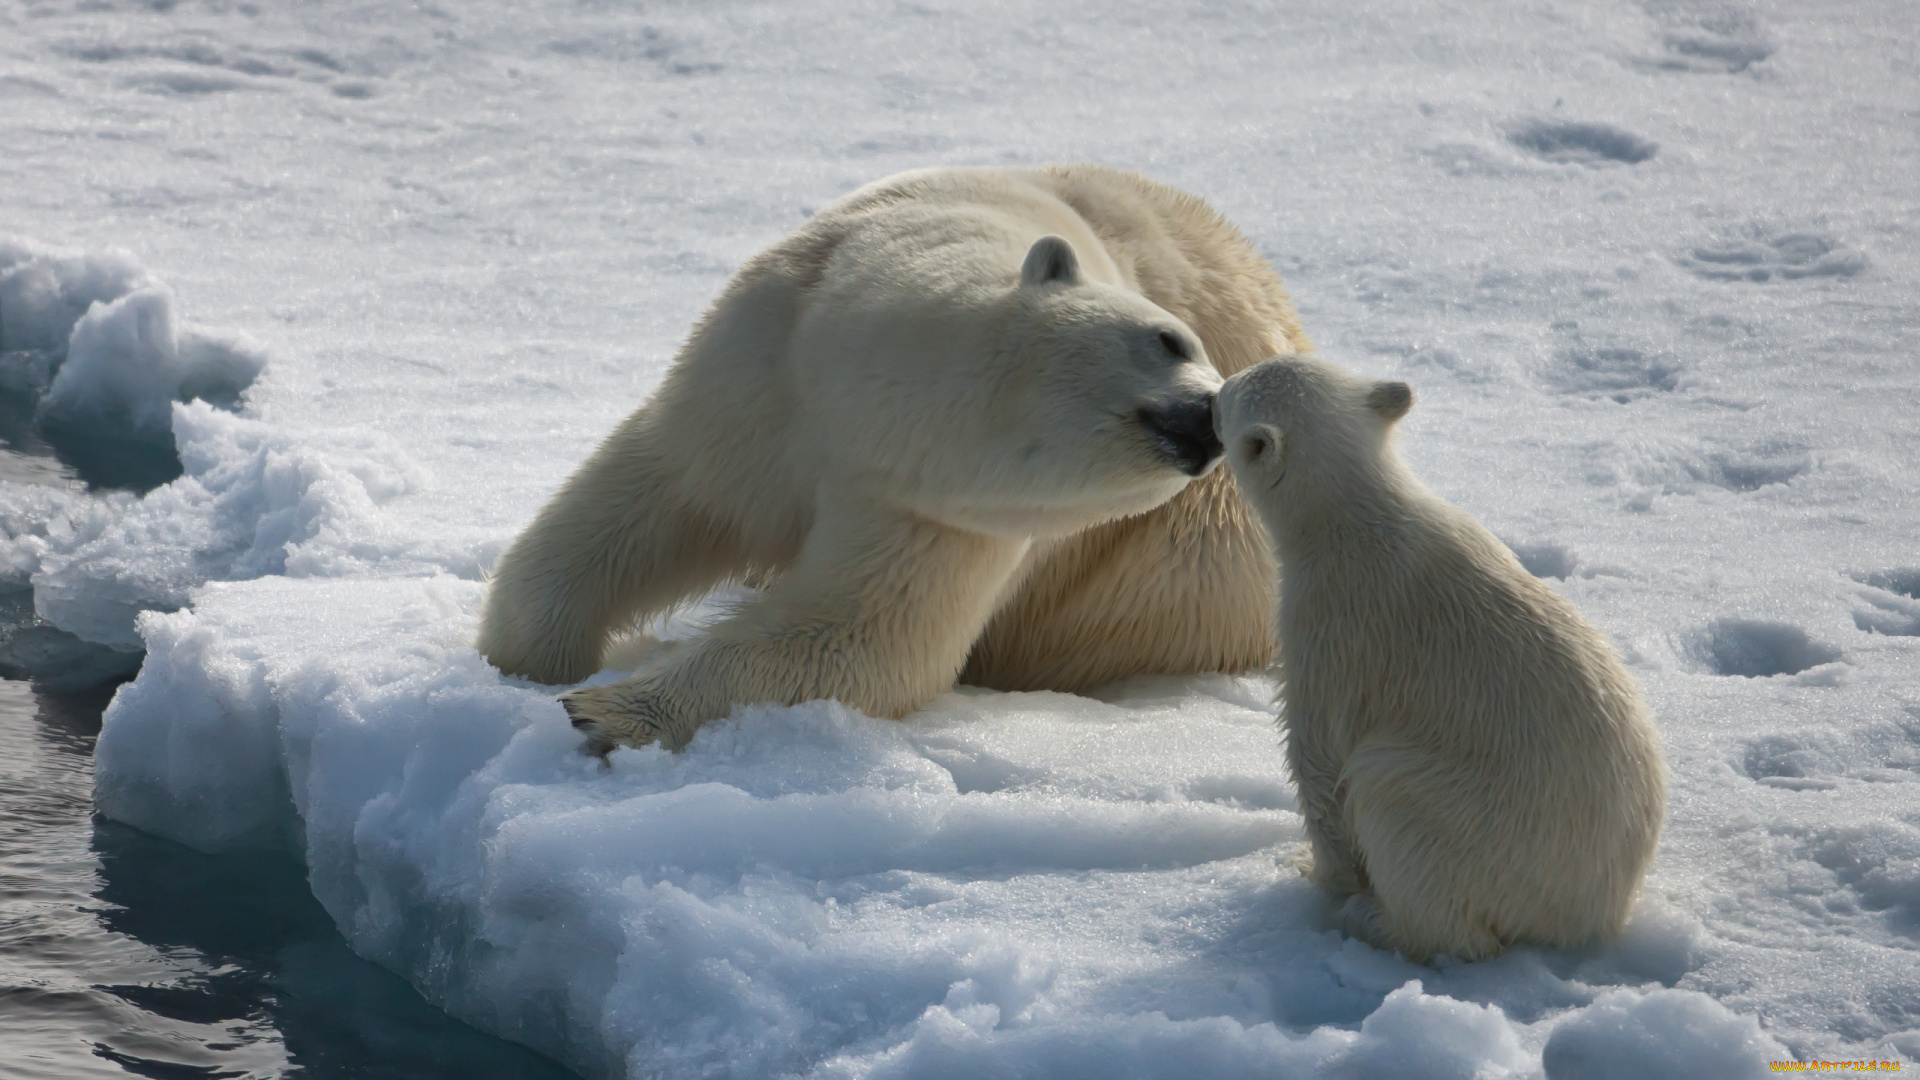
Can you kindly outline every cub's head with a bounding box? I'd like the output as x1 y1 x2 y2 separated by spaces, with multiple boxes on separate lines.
1213 355 1413 515
978 234 1223 531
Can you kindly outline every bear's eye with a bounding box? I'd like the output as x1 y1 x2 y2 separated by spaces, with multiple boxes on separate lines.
1157 330 1190 361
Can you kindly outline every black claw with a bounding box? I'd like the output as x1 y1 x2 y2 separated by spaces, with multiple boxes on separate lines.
577 723 615 758
559 694 612 756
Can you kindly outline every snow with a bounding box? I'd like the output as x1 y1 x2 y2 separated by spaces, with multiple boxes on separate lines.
1541 989 1785 1080
2 0 1916 1074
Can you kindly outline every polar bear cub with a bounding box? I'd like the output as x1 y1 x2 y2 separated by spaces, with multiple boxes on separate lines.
1214 356 1666 962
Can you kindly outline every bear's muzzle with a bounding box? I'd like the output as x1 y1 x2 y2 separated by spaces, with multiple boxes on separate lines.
1138 396 1223 476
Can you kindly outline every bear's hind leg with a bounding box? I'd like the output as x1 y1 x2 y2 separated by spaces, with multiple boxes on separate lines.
563 495 1030 751
1299 803 1368 898
1341 748 1506 962
1335 893 1393 951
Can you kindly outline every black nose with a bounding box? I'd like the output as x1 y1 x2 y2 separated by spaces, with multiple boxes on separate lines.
1138 396 1223 476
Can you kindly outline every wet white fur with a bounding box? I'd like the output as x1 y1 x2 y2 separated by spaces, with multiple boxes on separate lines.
1216 356 1667 961
480 165 1308 750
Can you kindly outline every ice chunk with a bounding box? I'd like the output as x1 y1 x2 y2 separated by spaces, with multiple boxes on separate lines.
1322 981 1532 1079
92 601 292 851
27 401 422 650
0 237 268 491
41 285 266 438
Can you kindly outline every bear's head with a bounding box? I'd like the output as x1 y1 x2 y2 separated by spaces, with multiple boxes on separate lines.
1213 355 1413 529
922 234 1224 536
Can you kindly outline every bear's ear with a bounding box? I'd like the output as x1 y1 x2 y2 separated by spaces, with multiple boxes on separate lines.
1021 235 1081 288
1367 381 1413 423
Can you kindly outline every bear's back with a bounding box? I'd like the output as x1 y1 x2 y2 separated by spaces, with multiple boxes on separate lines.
809 164 1308 374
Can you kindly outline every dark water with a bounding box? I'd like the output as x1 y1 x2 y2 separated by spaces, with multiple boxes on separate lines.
0 678 584 1079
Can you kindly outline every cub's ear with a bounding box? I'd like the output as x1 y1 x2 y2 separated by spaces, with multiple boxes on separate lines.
1021 234 1080 288
1367 380 1413 422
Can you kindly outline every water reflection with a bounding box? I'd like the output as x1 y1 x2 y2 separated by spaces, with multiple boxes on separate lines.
0 679 582 1079
0 389 81 488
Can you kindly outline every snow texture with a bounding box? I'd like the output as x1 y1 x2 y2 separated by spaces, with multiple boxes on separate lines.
0 0 1913 1074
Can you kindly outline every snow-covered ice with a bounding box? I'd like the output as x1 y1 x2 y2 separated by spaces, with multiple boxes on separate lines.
3 0 1916 1074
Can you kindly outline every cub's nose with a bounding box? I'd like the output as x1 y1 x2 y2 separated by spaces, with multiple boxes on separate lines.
1138 396 1224 476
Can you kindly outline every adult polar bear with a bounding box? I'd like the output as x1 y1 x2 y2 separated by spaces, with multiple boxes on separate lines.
481 164 1309 751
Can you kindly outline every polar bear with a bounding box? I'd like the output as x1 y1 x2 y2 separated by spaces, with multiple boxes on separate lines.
1214 356 1666 962
480 164 1308 751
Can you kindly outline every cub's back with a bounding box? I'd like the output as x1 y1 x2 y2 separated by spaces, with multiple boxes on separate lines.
1286 496 1661 820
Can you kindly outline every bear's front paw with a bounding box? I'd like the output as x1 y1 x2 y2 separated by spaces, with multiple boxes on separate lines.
560 683 679 755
